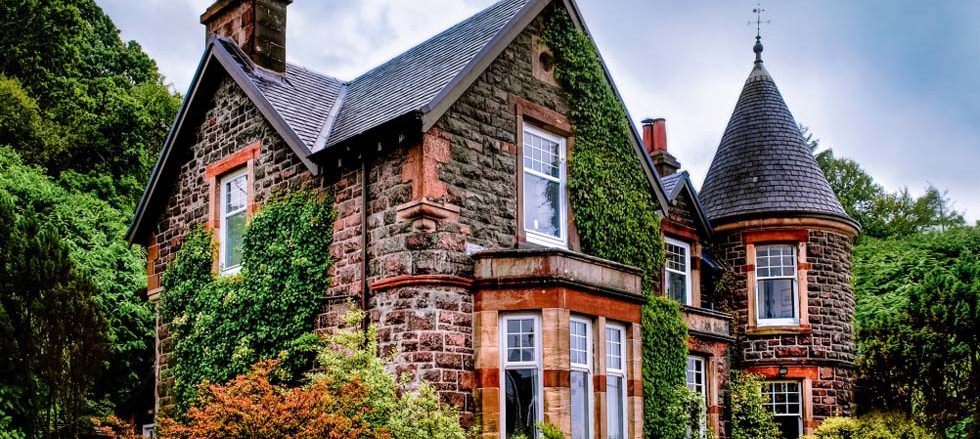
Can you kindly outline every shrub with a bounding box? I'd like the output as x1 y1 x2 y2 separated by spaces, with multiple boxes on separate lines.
729 371 780 439
157 308 466 439
809 412 932 439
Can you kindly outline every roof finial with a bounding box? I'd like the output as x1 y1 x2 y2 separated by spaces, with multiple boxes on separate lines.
751 3 770 64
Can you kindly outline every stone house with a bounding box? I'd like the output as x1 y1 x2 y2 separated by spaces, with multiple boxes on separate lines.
126 0 858 438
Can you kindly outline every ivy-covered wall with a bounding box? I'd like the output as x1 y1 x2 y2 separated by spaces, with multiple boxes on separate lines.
159 191 335 415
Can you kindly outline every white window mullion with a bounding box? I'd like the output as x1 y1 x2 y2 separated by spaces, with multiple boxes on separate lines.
570 317 593 439
501 314 542 439
522 124 567 249
756 244 798 326
219 169 248 274
665 238 692 305
606 323 628 439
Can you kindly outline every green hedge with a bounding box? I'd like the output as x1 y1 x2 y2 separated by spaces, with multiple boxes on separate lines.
160 190 335 414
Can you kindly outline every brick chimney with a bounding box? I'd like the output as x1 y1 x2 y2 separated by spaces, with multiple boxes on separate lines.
641 118 680 176
201 0 291 74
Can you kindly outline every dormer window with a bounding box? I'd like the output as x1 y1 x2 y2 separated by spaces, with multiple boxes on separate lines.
219 169 248 273
665 238 692 305
755 244 798 325
522 124 567 248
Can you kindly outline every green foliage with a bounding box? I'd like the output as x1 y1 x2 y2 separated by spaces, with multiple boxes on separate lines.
0 147 152 424
808 413 932 439
640 297 691 438
803 126 965 240
728 371 780 439
161 191 336 414
542 10 688 438
853 227 980 436
678 386 715 439
0 0 181 208
0 186 108 438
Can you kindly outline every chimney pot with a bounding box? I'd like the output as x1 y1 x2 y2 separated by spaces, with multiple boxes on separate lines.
641 117 681 177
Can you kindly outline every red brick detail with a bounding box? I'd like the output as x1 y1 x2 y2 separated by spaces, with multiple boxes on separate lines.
543 369 570 388
396 128 460 229
745 324 812 335
512 95 573 136
371 275 474 292
627 379 642 397
146 237 160 292
475 288 642 323
743 229 809 244
740 264 756 273
744 365 819 381
594 374 606 392
476 368 500 389
661 220 699 242
798 262 813 270
205 142 260 230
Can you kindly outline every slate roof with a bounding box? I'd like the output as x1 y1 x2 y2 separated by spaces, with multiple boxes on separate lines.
699 58 854 227
217 37 346 152
328 0 534 146
661 171 687 201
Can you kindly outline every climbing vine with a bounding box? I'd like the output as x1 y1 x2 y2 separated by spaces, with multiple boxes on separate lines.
543 10 690 438
159 190 335 414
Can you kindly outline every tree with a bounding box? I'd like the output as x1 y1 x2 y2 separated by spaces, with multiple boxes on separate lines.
0 189 108 438
854 227 980 437
0 0 180 208
801 125 965 240
0 147 153 426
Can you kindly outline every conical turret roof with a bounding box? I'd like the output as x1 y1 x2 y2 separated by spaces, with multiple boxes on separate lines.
699 45 853 227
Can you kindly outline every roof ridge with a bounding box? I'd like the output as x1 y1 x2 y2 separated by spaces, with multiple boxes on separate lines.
348 0 528 84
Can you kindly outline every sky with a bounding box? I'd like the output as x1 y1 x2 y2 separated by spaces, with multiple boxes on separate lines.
98 0 980 222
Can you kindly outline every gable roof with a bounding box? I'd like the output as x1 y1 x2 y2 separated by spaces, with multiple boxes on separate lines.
699 55 857 230
661 171 712 238
127 0 668 243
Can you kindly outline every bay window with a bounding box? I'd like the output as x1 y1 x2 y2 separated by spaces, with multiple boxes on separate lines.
665 238 692 305
502 315 542 438
522 124 567 248
606 324 627 439
756 244 798 325
219 169 248 273
569 318 593 439
763 381 803 439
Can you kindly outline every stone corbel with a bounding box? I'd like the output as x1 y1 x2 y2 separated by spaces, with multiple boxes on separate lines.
395 127 461 231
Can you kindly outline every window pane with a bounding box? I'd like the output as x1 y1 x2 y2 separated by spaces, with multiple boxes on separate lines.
774 416 802 439
570 320 589 366
523 130 561 177
524 173 561 238
606 328 623 370
666 242 687 272
668 271 688 304
607 375 625 439
505 369 539 438
758 279 796 320
686 357 705 395
224 210 245 268
225 175 247 212
571 370 590 439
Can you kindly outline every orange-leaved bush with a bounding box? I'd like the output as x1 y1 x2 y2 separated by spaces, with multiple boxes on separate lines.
157 308 467 439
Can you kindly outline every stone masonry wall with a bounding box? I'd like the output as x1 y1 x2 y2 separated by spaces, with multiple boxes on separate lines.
714 225 856 420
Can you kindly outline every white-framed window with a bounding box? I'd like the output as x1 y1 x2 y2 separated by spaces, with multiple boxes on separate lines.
756 244 798 326
570 317 593 439
218 169 248 273
522 124 567 248
141 423 155 438
501 314 542 438
606 323 628 439
665 238 692 305
686 356 707 439
763 381 803 439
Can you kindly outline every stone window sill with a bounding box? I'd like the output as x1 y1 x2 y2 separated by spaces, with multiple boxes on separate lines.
746 324 812 336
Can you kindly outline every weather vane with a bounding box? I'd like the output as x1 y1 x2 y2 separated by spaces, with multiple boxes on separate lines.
750 3 771 39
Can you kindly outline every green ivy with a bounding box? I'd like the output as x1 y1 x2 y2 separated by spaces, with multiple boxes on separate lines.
160 190 335 414
542 10 689 438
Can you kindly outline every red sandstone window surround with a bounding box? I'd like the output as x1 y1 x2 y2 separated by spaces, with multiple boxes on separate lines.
513 96 579 250
743 229 811 333
205 142 259 274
